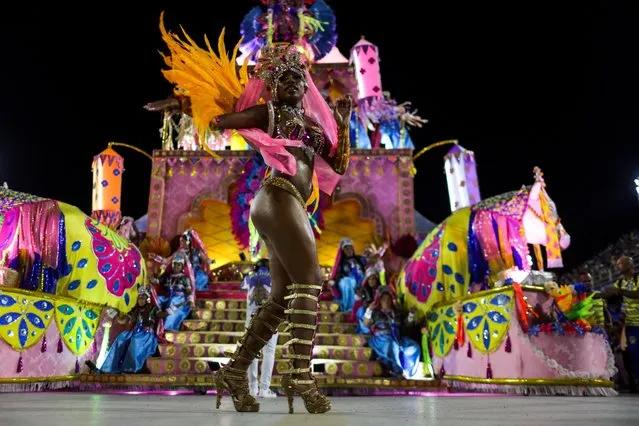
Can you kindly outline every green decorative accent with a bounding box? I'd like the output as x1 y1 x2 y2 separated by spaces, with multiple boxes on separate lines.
57 304 75 316
427 304 457 358
461 288 514 354
54 299 103 356
426 287 516 357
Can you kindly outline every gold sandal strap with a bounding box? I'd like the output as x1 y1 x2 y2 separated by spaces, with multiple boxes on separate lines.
246 328 269 345
287 284 323 291
283 338 314 347
231 353 255 363
301 387 321 396
284 323 316 331
285 309 317 316
224 366 248 375
284 353 312 360
284 293 319 302
235 342 257 358
263 299 288 311
261 322 278 334
289 379 315 385
284 367 313 375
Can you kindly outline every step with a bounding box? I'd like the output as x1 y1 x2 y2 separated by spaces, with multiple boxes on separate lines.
210 282 242 291
147 357 385 377
191 309 351 323
79 373 444 393
158 343 372 361
182 320 356 334
196 299 341 312
196 290 244 300
163 331 369 347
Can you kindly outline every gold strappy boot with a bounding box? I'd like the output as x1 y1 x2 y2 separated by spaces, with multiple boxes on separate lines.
215 299 286 412
281 283 331 414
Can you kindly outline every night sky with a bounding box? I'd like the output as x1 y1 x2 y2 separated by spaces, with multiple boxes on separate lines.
1 1 638 271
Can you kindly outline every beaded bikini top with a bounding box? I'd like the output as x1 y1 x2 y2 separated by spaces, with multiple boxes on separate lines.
267 101 325 161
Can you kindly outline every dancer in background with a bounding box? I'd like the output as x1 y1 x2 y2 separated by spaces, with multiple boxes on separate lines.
329 238 366 313
241 259 278 398
363 288 421 379
606 256 639 392
179 230 211 291
89 285 166 374
155 252 194 331
354 266 383 334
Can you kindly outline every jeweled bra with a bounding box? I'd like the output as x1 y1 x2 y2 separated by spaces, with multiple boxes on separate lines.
268 101 325 162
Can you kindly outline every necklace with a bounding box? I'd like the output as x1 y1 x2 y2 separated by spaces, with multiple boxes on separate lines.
280 103 304 119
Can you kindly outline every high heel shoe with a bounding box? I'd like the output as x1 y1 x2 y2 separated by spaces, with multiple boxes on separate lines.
281 371 331 414
281 283 331 414
215 366 260 412
215 299 286 412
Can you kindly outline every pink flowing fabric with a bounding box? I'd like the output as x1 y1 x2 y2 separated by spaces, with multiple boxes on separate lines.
507 218 530 271
0 209 20 260
17 202 62 269
474 210 502 269
235 70 341 195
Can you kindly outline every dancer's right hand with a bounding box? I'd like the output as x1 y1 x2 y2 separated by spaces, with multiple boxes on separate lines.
144 97 183 113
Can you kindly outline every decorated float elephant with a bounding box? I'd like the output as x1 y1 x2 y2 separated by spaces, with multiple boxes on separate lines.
0 187 144 313
399 167 570 316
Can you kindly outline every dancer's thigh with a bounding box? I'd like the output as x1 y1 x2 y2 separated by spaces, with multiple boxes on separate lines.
251 187 322 286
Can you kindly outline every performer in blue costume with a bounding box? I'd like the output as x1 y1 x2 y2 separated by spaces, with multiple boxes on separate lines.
94 285 165 374
363 288 421 379
355 266 382 334
179 229 211 291
156 252 194 331
329 238 366 312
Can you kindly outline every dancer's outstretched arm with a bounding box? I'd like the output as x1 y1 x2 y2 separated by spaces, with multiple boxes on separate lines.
315 95 353 175
145 96 268 133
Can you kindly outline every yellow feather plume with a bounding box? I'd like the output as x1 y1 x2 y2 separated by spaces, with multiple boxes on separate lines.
158 12 249 157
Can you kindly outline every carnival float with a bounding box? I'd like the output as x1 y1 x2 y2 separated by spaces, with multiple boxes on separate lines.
0 0 615 396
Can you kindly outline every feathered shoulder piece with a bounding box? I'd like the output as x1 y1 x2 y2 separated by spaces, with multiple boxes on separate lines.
158 12 249 147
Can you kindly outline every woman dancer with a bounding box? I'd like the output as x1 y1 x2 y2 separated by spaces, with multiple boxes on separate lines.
363 288 421 379
155 252 194 331
179 230 211 291
329 238 366 312
146 20 352 414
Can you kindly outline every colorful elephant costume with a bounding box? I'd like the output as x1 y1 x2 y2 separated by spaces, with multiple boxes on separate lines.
0 187 144 313
399 169 570 317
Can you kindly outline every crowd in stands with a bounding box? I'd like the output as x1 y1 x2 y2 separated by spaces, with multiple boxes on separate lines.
562 229 639 289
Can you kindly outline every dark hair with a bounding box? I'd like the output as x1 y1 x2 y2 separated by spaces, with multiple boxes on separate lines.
254 259 269 272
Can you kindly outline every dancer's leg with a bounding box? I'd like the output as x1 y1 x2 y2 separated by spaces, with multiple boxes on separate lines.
215 249 289 412
251 187 330 414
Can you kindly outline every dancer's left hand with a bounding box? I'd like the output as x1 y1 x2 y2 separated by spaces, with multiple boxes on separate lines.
333 95 353 127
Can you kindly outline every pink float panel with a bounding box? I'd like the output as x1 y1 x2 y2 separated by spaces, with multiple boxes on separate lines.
435 322 610 380
0 312 106 379
148 149 415 245
432 288 612 386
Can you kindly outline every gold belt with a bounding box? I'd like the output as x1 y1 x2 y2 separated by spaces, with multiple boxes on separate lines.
262 176 306 209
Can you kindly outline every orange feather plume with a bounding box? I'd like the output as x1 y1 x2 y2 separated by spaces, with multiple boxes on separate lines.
158 12 249 157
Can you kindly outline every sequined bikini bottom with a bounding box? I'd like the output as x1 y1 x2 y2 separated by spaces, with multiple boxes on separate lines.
261 176 306 209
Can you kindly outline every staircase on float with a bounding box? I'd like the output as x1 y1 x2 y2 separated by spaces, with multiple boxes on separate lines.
81 280 444 394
